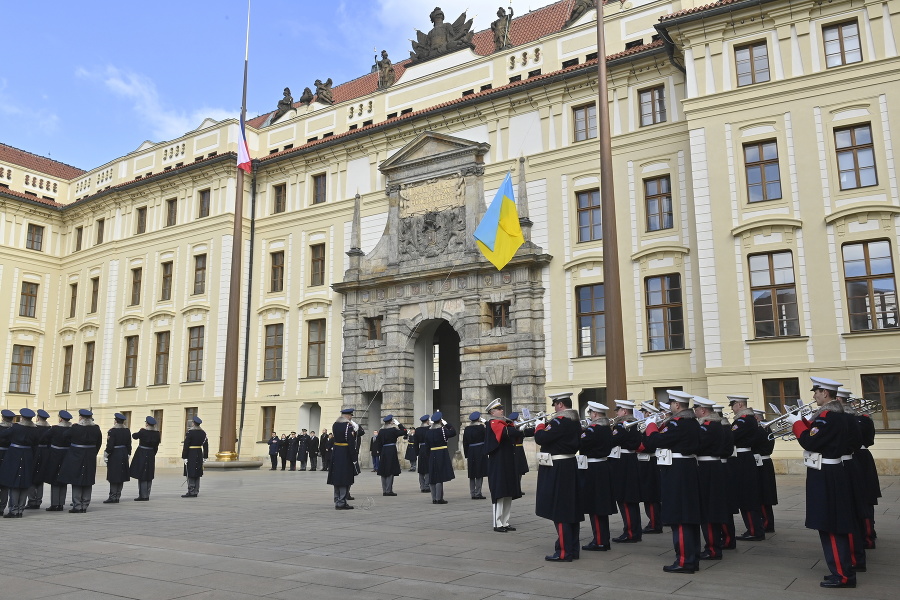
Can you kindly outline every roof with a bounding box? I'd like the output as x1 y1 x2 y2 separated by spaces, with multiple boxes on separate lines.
0 143 86 180
0 185 64 209
659 0 757 22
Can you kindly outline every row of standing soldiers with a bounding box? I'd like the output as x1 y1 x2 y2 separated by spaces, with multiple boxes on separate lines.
267 430 323 471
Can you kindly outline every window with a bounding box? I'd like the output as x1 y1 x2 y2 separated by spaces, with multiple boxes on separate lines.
26 224 44 251
166 198 177 226
61 345 73 393
310 244 325 286
264 324 284 380
735 41 770 86
824 20 862 68
185 407 198 432
136 207 147 234
842 240 898 331
261 406 276 441
639 85 666 126
762 378 800 420
835 124 877 190
198 189 210 218
193 254 207 295
749 252 800 338
861 373 900 430
312 173 326 204
160 261 173 301
153 409 164 434
273 183 286 214
96 219 105 244
19 281 38 317
576 189 602 242
123 335 139 388
9 345 34 393
83 341 95 391
644 176 673 231
69 283 78 318
270 251 284 292
489 302 511 329
576 284 605 357
154 331 170 385
744 141 782 202
307 319 326 378
75 226 83 252
130 268 142 306
573 104 597 142
646 273 684 351
366 316 384 341
89 277 99 314
186 326 204 382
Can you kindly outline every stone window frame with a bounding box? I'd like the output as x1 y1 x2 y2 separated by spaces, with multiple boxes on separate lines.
643 175 674 232
263 323 285 381
89 277 100 314
186 326 205 382
273 183 287 214
575 188 602 243
823 19 863 68
166 198 178 227
841 239 898 332
123 335 139 388
198 189 211 219
130 267 143 306
312 173 327 205
860 373 900 430
270 251 285 292
136 206 148 234
25 223 44 251
762 377 800 420
645 272 685 352
748 250 801 339
9 344 34 394
160 262 173 301
193 254 207 296
734 40 770 87
638 85 666 127
154 331 170 385
306 318 327 378
572 102 597 142
834 123 878 191
19 280 38 318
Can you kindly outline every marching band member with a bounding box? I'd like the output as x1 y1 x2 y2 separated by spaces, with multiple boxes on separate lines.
693 397 730 560
375 415 407 496
846 393 880 548
579 401 616 551
426 411 456 504
328 408 359 509
462 411 488 500
787 377 857 588
642 390 701 574
609 400 643 543
726 395 765 541
753 408 778 533
130 416 161 501
534 392 583 562
103 412 132 504
484 399 522 532
713 403 737 549
413 415 432 493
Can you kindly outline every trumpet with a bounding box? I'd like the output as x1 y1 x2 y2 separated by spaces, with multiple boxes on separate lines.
850 396 882 414
514 411 549 428
761 400 814 441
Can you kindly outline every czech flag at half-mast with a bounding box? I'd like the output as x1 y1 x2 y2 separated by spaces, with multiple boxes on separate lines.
237 114 251 173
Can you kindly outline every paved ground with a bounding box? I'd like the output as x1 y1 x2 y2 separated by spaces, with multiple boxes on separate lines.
2 468 897 600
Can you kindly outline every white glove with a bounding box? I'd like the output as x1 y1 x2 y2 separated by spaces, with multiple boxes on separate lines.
392 419 400 427
103 455 109 464
183 458 188 465
441 419 447 426
350 420 359 432
786 413 802 425
518 423 529 432
203 458 208 463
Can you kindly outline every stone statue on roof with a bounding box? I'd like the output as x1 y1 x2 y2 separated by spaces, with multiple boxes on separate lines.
376 50 396 90
298 87 314 105
491 7 514 52
314 79 333 105
409 7 475 64
564 0 595 29
272 87 294 122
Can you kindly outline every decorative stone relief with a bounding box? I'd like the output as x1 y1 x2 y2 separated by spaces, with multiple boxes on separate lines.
398 206 467 260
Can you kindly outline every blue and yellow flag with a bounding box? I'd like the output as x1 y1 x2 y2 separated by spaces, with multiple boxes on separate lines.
474 173 524 270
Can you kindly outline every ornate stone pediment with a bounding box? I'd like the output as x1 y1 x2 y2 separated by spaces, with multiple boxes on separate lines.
379 131 489 176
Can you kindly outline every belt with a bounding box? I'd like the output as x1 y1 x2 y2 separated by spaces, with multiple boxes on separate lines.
821 458 844 465
10 444 30 449
761 455 772 460
586 457 607 462
618 449 635 454
188 446 203 449
113 445 127 449
841 454 852 461
138 446 155 450
382 443 395 447
334 442 348 446
736 447 752 452
671 453 696 459
468 442 484 446
0 448 6 451
697 456 719 461
50 445 69 450
432 446 447 450
71 444 95 448
551 454 576 460
418 443 427 447
721 458 728 463
38 445 48 448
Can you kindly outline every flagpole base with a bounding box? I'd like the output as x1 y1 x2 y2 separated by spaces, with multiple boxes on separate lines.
215 451 239 462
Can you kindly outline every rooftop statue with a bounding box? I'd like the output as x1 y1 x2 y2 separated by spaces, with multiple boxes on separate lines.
491 7 514 52
272 87 294 122
298 87 314 105
564 0 595 29
376 50 396 89
314 78 333 105
409 7 475 64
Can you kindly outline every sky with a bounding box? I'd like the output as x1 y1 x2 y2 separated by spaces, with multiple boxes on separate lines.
1 0 560 171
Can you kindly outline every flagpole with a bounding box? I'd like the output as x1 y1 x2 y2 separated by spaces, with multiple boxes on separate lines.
218 0 251 461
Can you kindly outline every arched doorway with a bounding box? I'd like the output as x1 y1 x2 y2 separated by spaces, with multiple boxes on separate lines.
298 402 322 435
413 318 461 454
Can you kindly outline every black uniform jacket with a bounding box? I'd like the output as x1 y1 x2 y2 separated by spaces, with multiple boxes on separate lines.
462 423 489 479
307 434 320 456
728 411 762 509
326 420 358 487
31 425 52 485
854 413 880 505
484 418 522 502
579 421 617 516
182 428 209 478
610 420 642 503
130 429 161 481
375 424 408 477
105 426 132 483
56 423 103 487
268 436 280 456
42 424 72 485
426 423 457 484
413 425 431 474
0 423 42 489
534 415 583 523
642 412 701 525
753 425 778 506
696 419 731 523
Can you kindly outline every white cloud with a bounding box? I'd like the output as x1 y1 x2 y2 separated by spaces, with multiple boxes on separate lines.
75 66 236 142
0 78 60 135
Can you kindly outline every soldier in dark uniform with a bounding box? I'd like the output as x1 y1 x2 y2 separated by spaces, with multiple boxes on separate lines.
25 408 52 509
404 425 418 472
57 408 103 513
426 411 456 504
278 434 288 470
321 431 333 471
130 415 161 501
753 408 778 533
43 410 73 511
328 408 359 509
286 432 299 471
376 415 407 496
369 430 381 472
848 394 880 548
609 400 643 543
510 412 529 492
534 392 583 562
579 401 617 551
787 377 857 588
0 408 42 518
297 429 310 471
307 430 320 471
834 388 867 572
484 399 522 532
267 432 280 470
726 394 766 541
638 428 663 535
693 397 731 560
462 411 488 500
0 409 14 515
413 415 431 492
104 412 132 503
713 403 737 549
642 390 702 574
182 416 208 497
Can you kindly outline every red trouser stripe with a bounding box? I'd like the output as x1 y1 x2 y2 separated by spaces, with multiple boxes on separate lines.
761 505 769 528
649 503 657 528
557 523 566 559
624 504 634 537
677 524 686 567
848 532 857 566
592 514 600 543
706 523 716 556
830 533 847 583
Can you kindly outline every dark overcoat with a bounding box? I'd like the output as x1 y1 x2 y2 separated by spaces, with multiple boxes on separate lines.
696 418 732 523
579 421 617 516
727 412 762 510
182 427 208 478
462 423 488 479
534 415 583 523
0 423 42 489
642 412 702 525
42 424 72 485
129 429 161 481
426 423 456 484
609 421 642 503
31 425 52 485
376 424 407 477
484 419 522 502
854 413 881 505
413 425 430 474
56 423 103 486
105 426 132 483
753 425 778 506
326 420 359 486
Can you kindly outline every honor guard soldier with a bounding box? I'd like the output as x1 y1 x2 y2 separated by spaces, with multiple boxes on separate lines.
752 408 778 533
484 399 522 532
404 424 418 472
130 416 161 501
534 392 583 561
0 408 42 518
642 390 702 574
376 415 407 496
57 409 103 513
328 408 359 509
413 415 432 492
44 410 73 511
425 411 456 504
787 377 858 588
297 430 311 471
26 409 52 509
845 391 881 548
726 395 766 541
579 401 617 551
693 397 731 560
609 400 643 543
104 412 132 503
181 416 208 498
462 411 488 500
0 409 14 515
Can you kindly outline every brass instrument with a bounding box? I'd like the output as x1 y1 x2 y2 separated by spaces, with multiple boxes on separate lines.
623 403 671 432
850 396 882 414
760 399 814 441
514 411 550 428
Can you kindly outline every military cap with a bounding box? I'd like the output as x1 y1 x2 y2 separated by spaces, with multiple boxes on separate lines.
548 392 573 402
431 411 442 422
485 398 502 412
587 401 609 412
192 416 202 425
468 411 481 421
810 377 842 392
59 410 73 420
1 409 15 418
667 390 693 405
19 408 35 418
836 387 852 399
726 395 750 405
114 412 126 421
79 408 93 417
614 400 636 410
508 412 519 421
145 416 157 425
37 409 50 419
692 396 715 408
419 414 430 422
383 415 393 423
341 407 355 414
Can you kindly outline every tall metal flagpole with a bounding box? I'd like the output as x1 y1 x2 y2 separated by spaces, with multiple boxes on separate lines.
218 0 251 461
595 0 627 401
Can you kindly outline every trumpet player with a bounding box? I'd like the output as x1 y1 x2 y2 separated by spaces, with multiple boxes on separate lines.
375 415 407 496
845 392 881 549
609 400 643 543
726 395 766 541
579 401 617 551
693 397 731 561
462 412 488 500
425 411 456 504
753 408 778 533
484 399 522 533
835 388 868 571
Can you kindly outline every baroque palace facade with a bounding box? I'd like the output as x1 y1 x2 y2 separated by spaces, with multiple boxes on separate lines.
1 0 899 469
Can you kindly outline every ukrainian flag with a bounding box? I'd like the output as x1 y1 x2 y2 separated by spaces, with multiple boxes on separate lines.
474 173 524 270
